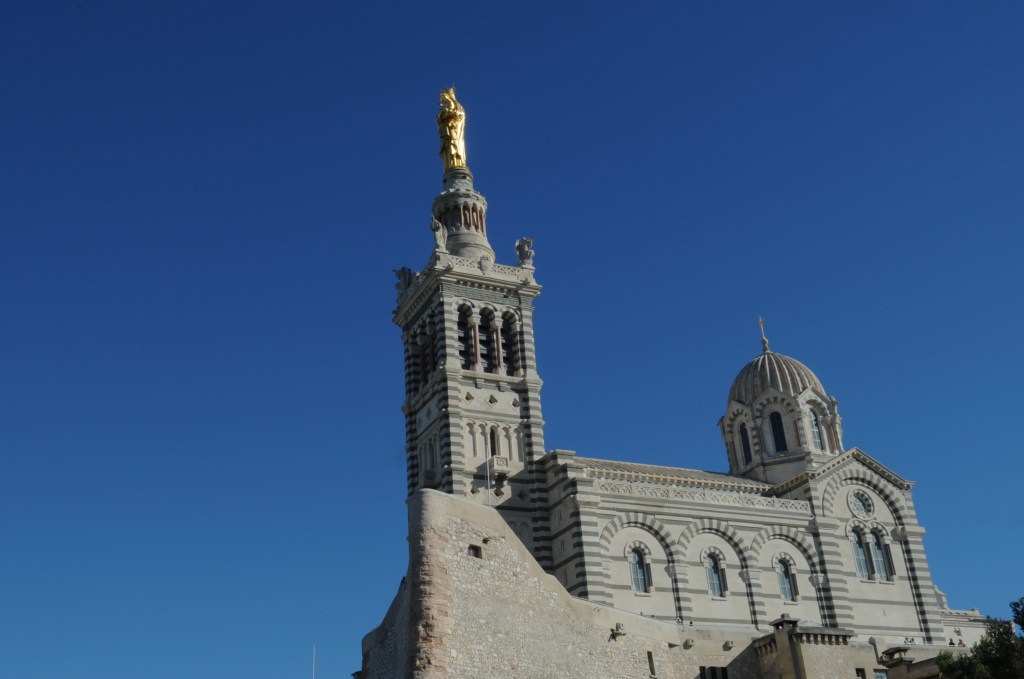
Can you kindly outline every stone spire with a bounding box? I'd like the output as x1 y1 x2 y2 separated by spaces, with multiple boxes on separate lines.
433 88 494 261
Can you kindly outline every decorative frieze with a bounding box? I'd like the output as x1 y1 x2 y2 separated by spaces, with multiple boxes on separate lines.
594 481 810 512
442 257 531 283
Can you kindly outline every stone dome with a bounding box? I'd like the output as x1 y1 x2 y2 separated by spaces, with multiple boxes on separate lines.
728 350 825 405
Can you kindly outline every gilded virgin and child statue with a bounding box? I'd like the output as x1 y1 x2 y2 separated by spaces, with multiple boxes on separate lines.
438 87 467 171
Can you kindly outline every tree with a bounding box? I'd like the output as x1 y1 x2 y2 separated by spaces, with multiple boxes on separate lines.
937 597 1024 679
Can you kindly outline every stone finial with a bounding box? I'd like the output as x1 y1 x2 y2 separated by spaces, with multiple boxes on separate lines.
395 267 416 294
514 237 535 267
759 316 770 353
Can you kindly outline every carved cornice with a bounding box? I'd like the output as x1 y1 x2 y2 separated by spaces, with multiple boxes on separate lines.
441 281 534 307
940 608 984 621
393 253 540 325
394 270 441 324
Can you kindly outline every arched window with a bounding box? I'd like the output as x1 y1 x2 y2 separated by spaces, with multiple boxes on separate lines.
479 311 496 373
488 428 499 458
422 439 440 486
776 560 797 601
870 531 893 580
852 530 872 578
740 424 752 465
808 410 823 450
456 307 474 370
407 335 422 392
418 334 435 386
769 412 787 453
705 555 725 597
629 549 650 593
500 314 517 376
426 440 435 471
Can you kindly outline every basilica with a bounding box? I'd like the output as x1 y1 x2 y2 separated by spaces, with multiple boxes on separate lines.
357 91 984 679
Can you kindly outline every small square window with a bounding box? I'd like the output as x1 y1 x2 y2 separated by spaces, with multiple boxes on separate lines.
467 544 482 558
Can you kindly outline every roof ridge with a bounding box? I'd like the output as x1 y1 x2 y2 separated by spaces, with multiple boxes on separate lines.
574 456 729 476
574 456 772 490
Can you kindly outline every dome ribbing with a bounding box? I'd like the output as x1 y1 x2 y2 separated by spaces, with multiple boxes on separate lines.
728 351 824 405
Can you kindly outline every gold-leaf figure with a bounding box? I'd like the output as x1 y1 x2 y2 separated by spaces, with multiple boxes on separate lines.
438 87 467 171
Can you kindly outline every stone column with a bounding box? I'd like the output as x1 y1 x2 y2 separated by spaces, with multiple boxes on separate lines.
471 318 482 371
492 317 504 371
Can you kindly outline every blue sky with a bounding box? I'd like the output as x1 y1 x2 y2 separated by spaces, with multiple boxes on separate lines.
2 2 1022 677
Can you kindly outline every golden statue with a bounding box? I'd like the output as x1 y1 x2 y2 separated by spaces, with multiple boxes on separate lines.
438 87 467 171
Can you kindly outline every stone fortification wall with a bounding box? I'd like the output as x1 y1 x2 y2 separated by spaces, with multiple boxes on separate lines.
360 487 962 679
795 639 877 678
361 577 412 678
363 489 765 678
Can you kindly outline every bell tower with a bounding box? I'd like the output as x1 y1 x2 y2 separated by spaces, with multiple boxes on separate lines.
392 89 549 560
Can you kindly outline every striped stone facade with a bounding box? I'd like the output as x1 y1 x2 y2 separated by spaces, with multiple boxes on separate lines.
539 447 972 655
394 168 552 565
368 150 985 679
